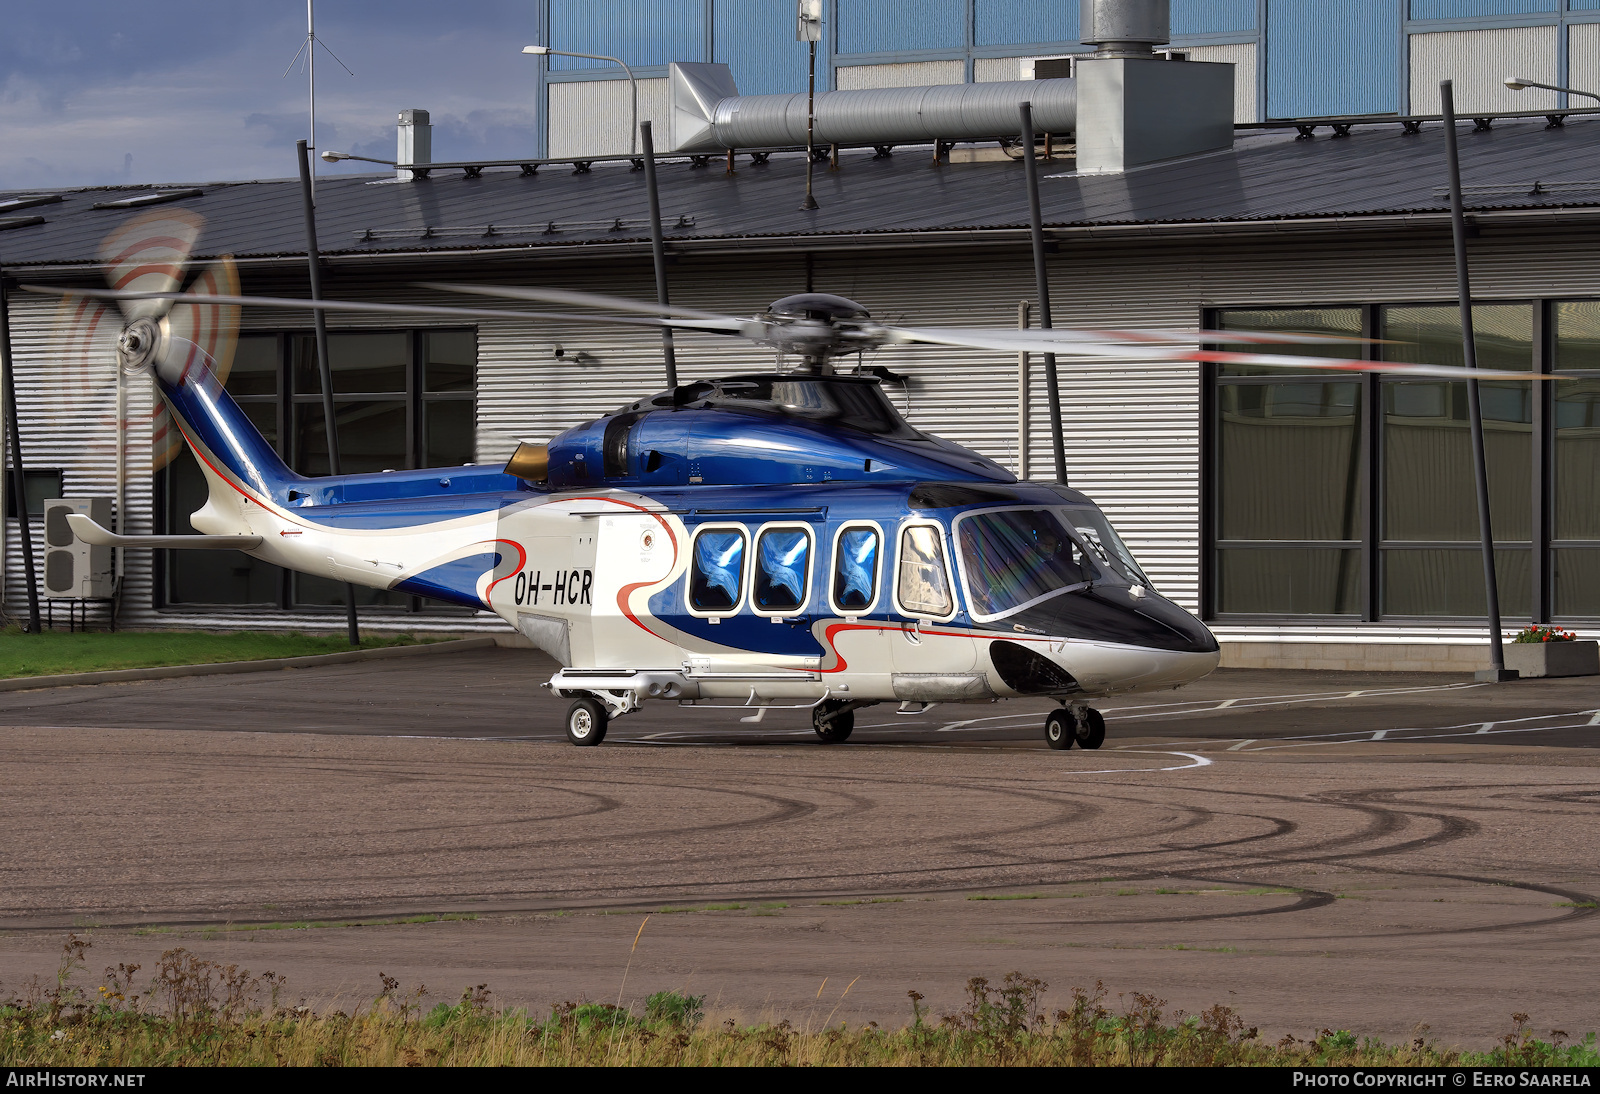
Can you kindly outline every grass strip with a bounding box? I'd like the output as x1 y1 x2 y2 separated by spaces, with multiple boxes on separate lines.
9 939 1597 1067
0 629 434 679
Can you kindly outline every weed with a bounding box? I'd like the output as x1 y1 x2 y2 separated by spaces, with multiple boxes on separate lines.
644 991 704 1029
3 936 1597 1068
968 893 1046 901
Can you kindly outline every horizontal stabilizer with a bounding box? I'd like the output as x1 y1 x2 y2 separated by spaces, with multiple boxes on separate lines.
66 513 262 551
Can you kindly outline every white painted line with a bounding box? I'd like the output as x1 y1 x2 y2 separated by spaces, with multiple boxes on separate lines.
1476 722 1495 734
1226 739 1255 751
936 719 979 732
1371 730 1387 740
1588 712 1600 726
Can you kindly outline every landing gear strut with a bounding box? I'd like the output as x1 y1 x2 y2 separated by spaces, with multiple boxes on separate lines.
1045 705 1105 750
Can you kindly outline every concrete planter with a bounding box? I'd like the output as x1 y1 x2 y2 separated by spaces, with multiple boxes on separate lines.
1503 640 1600 678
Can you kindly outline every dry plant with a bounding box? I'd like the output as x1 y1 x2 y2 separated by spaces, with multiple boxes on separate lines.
3 936 1597 1067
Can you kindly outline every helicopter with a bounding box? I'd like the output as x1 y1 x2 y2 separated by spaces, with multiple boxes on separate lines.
25 210 1529 749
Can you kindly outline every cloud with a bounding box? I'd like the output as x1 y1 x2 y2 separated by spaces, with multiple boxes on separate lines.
0 3 542 190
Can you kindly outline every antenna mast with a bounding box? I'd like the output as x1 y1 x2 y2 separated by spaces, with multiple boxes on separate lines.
283 0 354 197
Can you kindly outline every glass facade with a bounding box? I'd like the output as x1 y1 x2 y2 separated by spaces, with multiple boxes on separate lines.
161 329 476 612
1207 300 1594 622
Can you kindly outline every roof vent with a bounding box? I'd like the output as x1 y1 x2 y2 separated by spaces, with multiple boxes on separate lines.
1080 0 1170 59
397 109 432 181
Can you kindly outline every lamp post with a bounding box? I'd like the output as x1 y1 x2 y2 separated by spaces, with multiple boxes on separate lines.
1504 75 1600 105
523 44 639 156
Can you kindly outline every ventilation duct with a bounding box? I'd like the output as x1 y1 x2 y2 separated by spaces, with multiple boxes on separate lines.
1080 0 1170 59
668 63 1075 154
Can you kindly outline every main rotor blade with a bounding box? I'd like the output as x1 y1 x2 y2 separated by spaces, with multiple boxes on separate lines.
419 282 737 323
883 325 1535 379
886 325 1386 350
19 286 733 331
96 209 204 322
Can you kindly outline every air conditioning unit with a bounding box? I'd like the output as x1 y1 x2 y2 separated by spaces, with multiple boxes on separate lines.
43 497 114 599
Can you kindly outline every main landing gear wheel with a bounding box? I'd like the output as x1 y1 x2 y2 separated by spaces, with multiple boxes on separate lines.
565 697 608 746
813 701 854 743
1045 707 1106 750
1076 707 1106 750
1045 709 1074 750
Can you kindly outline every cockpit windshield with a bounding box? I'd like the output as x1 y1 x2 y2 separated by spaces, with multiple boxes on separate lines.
955 509 1099 620
955 506 1153 620
1061 507 1152 587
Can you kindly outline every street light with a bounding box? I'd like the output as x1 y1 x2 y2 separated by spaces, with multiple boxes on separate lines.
1504 75 1600 103
523 44 639 156
320 150 396 165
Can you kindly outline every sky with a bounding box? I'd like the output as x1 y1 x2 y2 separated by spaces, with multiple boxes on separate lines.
0 1 544 190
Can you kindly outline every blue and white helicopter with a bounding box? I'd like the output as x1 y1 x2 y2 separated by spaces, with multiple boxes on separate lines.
31 211 1521 748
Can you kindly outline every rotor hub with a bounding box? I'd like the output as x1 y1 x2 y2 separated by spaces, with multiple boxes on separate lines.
116 318 161 374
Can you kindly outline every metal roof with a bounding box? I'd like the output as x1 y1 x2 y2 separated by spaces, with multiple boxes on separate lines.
5 115 1600 270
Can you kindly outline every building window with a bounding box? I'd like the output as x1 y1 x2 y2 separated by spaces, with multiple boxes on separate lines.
1211 308 1365 616
1206 301 1562 622
161 328 476 612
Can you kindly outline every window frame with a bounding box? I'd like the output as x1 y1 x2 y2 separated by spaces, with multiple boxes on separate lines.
829 520 884 618
892 519 959 624
686 523 750 619
748 522 816 619
1202 298 1571 624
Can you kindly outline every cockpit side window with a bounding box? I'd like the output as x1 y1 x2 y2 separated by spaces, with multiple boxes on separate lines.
832 526 880 613
896 524 954 618
753 527 812 614
690 527 747 612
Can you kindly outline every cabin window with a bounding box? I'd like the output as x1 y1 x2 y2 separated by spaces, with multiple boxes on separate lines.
896 524 953 618
832 526 880 613
690 528 747 612
753 528 811 614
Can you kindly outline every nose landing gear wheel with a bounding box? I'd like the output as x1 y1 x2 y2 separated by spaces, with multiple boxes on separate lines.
565 697 608 746
813 701 854 743
1045 706 1106 750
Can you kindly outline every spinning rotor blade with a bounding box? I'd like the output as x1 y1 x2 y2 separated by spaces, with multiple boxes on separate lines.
154 256 240 469
890 325 1384 348
883 326 1534 380
96 209 204 322
419 282 739 324
20 286 693 331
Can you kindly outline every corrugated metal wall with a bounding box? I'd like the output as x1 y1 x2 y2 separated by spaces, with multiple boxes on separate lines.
1410 26 1558 114
1266 0 1399 118
1409 2 1558 18
835 0 966 54
1173 0 1258 34
547 0 706 69
834 60 966 89
1568 21 1600 93
712 0 819 96
547 78 670 158
973 0 1077 47
1186 41 1258 122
